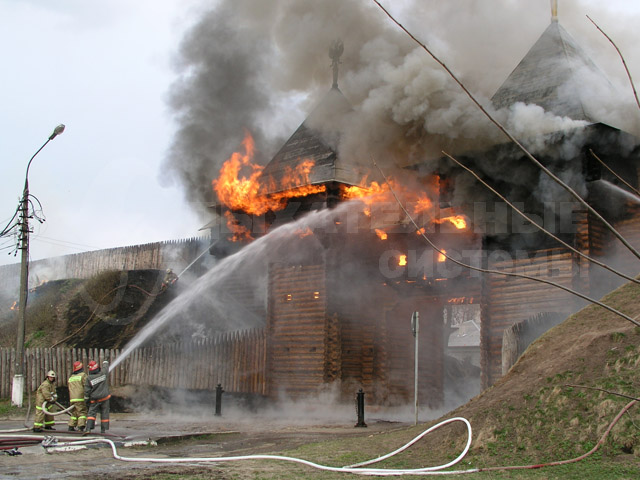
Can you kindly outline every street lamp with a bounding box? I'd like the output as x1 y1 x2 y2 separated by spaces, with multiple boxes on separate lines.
11 124 65 407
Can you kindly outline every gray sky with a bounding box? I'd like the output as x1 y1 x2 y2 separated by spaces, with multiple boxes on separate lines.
0 0 206 266
1 0 639 266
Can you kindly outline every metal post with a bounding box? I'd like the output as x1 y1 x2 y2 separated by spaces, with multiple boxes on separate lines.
355 388 367 427
411 311 419 425
214 384 224 416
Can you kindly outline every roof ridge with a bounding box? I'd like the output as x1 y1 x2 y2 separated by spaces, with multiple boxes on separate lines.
490 20 610 123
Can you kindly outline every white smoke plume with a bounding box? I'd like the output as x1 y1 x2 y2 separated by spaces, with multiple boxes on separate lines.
161 0 640 206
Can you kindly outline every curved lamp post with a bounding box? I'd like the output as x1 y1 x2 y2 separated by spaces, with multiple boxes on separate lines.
12 124 65 407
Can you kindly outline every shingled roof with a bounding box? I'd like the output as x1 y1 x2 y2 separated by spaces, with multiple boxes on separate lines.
491 19 610 122
258 86 365 194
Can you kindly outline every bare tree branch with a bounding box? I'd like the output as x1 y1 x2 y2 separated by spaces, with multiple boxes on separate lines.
589 149 640 197
442 150 640 285
565 384 640 402
370 0 640 262
587 15 640 111
373 158 640 328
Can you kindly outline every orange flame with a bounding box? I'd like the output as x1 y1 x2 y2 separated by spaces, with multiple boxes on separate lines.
224 211 253 242
398 254 407 266
375 229 388 240
212 131 470 242
212 132 326 238
447 297 473 304
296 227 314 238
10 301 17 311
212 133 264 214
438 249 446 262
340 178 390 217
435 215 467 229
414 193 433 214
212 132 326 217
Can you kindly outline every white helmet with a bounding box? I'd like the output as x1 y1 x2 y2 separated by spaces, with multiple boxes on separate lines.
47 370 56 379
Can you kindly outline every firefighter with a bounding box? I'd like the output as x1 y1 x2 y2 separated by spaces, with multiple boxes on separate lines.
67 361 88 432
33 370 57 432
84 360 111 434
160 268 178 292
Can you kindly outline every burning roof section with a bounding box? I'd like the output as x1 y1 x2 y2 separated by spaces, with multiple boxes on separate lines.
491 18 610 122
258 85 365 194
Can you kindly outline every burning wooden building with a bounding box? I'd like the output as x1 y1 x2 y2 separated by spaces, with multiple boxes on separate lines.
203 13 640 404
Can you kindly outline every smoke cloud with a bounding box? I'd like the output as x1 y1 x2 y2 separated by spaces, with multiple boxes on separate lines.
161 0 640 212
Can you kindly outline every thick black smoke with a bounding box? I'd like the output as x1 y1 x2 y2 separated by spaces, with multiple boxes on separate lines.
161 0 640 210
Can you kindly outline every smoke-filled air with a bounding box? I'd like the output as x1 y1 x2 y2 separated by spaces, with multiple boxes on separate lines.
162 0 640 207
109 0 640 413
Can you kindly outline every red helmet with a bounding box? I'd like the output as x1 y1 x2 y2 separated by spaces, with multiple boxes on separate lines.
88 360 99 372
73 361 83 372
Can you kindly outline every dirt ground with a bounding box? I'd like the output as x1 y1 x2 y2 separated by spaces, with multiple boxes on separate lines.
0 409 414 480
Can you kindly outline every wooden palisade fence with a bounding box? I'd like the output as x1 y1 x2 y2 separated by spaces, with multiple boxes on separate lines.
0 328 266 398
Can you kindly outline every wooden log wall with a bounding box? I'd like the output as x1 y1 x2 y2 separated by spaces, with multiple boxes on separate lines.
573 207 617 295
0 236 211 292
266 263 327 399
573 208 592 293
0 347 120 396
383 295 444 408
482 248 575 388
0 328 267 398
324 313 342 383
337 305 378 399
501 312 565 375
611 204 640 279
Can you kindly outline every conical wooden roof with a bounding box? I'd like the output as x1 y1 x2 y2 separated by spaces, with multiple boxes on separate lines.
491 20 610 122
259 86 365 194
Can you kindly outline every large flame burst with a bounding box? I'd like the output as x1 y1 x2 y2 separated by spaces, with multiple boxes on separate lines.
212 131 467 240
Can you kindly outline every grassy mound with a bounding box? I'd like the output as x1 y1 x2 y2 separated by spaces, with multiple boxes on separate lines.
0 269 179 349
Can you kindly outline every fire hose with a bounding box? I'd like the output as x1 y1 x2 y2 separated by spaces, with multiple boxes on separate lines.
47 417 473 475
0 400 76 434
44 400 636 476
42 400 76 416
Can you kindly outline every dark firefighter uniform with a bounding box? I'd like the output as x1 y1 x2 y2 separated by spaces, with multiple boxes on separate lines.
67 362 88 431
33 370 57 432
161 268 178 292
84 360 111 433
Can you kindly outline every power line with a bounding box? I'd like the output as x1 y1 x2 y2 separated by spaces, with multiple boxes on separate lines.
30 235 100 251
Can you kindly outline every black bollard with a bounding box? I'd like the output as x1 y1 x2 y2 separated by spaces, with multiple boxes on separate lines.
355 388 367 428
215 384 224 416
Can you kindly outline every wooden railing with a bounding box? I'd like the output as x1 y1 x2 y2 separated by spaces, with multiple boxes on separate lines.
0 328 266 398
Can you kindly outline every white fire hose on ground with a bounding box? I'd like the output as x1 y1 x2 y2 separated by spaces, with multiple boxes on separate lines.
46 417 473 476
42 399 637 476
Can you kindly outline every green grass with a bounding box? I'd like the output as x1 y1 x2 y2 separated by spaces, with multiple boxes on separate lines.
101 455 637 480
0 398 28 418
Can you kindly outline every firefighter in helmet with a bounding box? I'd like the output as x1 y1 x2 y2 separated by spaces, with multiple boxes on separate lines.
160 268 178 292
84 360 111 434
33 370 57 432
67 361 88 431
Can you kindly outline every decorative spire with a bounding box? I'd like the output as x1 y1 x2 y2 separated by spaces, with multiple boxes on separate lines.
329 39 344 89
551 0 558 22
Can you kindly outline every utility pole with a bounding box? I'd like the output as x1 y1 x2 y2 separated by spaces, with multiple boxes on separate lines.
11 124 65 407
12 182 30 407
411 311 419 426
